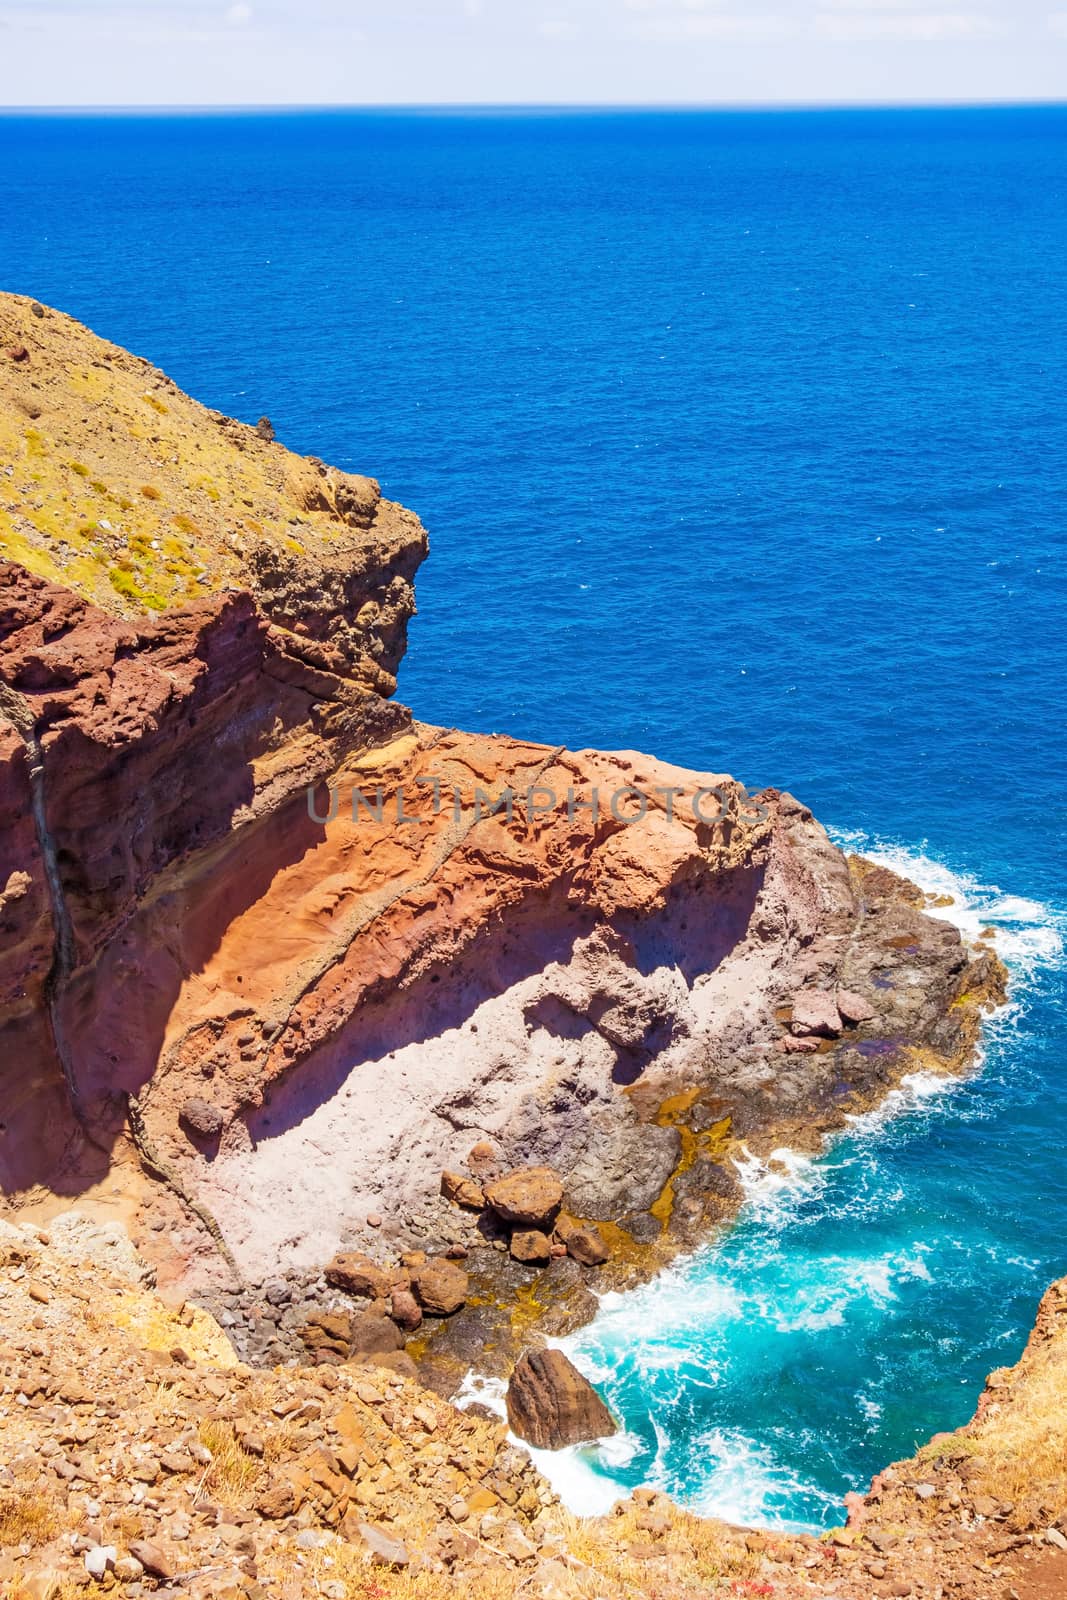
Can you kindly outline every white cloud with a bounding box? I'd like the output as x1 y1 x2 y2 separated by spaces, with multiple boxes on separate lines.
624 12 798 38
225 1 253 23
1048 10 1067 33
814 10 1005 36
623 0 730 11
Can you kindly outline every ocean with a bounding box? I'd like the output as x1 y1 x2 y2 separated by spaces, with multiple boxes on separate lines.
2 106 1066 1529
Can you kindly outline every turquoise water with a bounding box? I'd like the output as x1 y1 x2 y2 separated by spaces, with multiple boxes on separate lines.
2 107 1066 1530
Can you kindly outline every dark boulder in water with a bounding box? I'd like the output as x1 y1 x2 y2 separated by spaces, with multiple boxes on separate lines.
506 1347 616 1449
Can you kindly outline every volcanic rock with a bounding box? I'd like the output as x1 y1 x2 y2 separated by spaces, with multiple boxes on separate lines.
410 1258 469 1316
358 1523 410 1567
389 1286 423 1332
348 1306 406 1357
505 1348 617 1449
126 1542 176 1581
0 295 1005 1362
790 989 843 1037
555 1216 609 1267
837 987 877 1025
178 1097 225 1139
324 1252 392 1299
441 1170 485 1210
484 1168 565 1229
510 1228 552 1265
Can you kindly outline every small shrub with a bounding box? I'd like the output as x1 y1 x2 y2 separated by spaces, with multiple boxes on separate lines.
69 460 89 477
108 567 139 600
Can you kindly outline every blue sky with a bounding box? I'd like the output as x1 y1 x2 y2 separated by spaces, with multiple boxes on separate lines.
1 0 1065 105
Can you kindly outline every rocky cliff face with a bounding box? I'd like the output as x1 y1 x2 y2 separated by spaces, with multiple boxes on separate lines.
2 294 1003 1323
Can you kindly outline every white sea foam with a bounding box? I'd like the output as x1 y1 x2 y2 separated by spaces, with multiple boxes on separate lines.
830 831 1066 985
732 1144 825 1224
684 1427 842 1532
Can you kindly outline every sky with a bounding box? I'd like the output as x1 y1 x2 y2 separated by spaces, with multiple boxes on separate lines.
0 0 1066 106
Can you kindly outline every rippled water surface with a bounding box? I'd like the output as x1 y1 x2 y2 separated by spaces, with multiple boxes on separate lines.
2 106 1066 1528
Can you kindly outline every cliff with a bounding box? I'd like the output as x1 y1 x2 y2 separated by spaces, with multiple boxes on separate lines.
1 293 1004 1326
0 290 425 1196
5 294 1055 1599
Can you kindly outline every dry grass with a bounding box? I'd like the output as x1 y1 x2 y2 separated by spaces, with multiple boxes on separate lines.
0 1485 62 1548
555 1503 758 1595
10 1581 94 1600
287 1499 761 1600
970 1354 1067 1514
916 1282 1067 1519
197 1419 264 1504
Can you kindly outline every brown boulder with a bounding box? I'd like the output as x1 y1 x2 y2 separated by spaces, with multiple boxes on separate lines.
300 1310 352 1361
256 1479 297 1520
126 1542 176 1581
836 988 877 1026
355 1349 419 1379
389 1286 423 1332
349 1305 406 1356
506 1348 616 1450
441 1170 485 1210
484 1166 564 1228
510 1228 552 1265
562 1223 609 1267
324 1251 392 1299
790 989 843 1038
411 1258 469 1316
178 1097 224 1139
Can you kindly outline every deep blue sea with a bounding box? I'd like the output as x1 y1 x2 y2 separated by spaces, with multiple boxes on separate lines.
2 107 1066 1530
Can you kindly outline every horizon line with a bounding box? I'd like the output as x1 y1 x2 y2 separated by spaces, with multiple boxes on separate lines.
2 98 1067 116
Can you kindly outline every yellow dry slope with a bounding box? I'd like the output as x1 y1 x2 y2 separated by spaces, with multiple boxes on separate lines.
0 292 426 695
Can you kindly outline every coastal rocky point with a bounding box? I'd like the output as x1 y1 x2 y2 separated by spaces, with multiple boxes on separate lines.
1 291 1064 1600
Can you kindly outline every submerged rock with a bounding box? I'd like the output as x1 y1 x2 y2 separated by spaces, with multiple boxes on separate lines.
506 1347 617 1450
